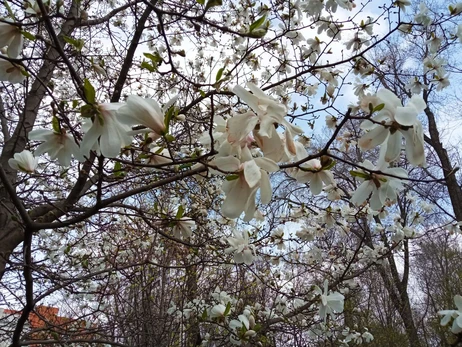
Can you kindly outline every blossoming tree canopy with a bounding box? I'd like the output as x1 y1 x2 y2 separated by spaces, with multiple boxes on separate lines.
1 0 462 346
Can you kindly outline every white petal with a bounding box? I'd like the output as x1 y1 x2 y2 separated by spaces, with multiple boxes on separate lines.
242 249 254 265
233 85 260 112
310 173 323 195
358 125 389 150
80 121 102 157
395 106 417 126
409 95 426 113
213 156 241 172
259 170 272 204
254 157 279 172
455 295 462 311
384 131 402 162
29 129 53 140
8 32 23 58
243 160 261 188
221 178 248 219
351 181 373 206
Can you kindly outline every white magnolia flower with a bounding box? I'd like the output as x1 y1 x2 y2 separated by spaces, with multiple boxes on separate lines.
29 129 84 166
415 3 432 27
293 143 335 195
232 83 303 155
225 230 256 265
118 95 177 136
426 35 442 53
395 0 411 12
0 21 23 58
173 217 195 239
8 150 38 173
314 280 345 321
434 75 450 91
80 103 132 158
345 33 369 51
210 304 227 318
350 160 408 211
439 295 462 334
358 89 427 166
406 78 428 95
304 37 322 63
217 156 279 220
0 59 26 84
456 24 462 43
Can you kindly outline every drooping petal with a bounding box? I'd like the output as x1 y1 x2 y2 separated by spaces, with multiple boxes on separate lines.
80 120 102 157
350 181 373 206
8 32 24 58
221 178 249 219
401 124 426 167
310 173 323 195
259 170 272 204
358 125 389 150
384 131 402 163
243 160 261 188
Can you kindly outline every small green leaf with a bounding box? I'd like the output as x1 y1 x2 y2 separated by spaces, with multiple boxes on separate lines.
373 103 385 112
20 69 30 77
179 163 193 170
22 31 36 41
141 61 156 72
114 161 125 178
80 104 95 118
83 78 96 104
224 302 231 316
199 90 206 97
72 100 79 109
350 170 369 179
175 205 185 219
215 67 225 82
52 116 60 133
205 0 222 11
249 15 266 32
322 160 336 171
4 0 15 20
143 52 162 64
368 103 374 114
63 36 84 51
201 309 208 320
226 174 240 181
164 134 176 142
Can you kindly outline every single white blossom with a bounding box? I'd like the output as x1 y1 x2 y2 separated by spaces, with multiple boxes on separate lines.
29 129 84 166
0 21 23 58
173 218 195 239
314 280 345 321
350 160 408 211
8 150 38 173
225 230 256 265
80 103 132 158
